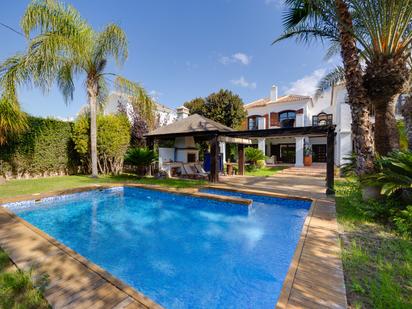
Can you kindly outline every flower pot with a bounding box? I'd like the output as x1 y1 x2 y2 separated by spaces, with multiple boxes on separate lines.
304 155 312 166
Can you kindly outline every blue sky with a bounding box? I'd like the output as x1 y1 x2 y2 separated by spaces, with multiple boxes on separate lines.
0 0 337 119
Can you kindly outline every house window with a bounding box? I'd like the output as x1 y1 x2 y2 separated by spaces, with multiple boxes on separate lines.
279 111 296 128
248 116 258 130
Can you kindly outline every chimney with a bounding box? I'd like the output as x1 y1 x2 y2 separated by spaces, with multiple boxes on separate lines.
270 85 278 102
176 106 189 120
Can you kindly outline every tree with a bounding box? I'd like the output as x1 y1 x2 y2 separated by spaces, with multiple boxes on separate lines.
184 90 247 129
356 0 412 155
72 114 130 174
281 0 412 156
275 0 375 176
0 0 154 177
184 97 206 115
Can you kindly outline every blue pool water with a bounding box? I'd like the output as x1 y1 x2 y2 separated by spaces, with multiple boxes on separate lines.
6 187 310 309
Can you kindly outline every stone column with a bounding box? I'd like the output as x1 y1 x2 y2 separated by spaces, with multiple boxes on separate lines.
295 136 304 167
219 141 226 163
258 138 266 156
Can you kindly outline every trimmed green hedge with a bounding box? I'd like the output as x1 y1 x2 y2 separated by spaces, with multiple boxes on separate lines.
0 116 79 177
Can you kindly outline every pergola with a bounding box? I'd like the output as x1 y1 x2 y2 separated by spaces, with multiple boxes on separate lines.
145 114 336 195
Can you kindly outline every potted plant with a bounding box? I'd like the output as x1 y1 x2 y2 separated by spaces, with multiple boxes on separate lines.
304 144 312 166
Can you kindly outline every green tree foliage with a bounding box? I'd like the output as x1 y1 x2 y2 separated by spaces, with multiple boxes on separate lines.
0 117 77 177
72 114 130 174
0 0 155 177
184 89 247 129
184 97 206 115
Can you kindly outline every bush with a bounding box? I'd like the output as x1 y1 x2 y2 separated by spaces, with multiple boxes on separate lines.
245 147 265 164
0 116 77 177
393 206 412 238
365 151 412 198
124 147 157 167
72 114 130 174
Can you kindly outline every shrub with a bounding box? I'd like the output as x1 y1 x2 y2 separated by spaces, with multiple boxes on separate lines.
365 151 412 197
245 147 265 164
124 147 157 176
392 206 412 238
0 116 77 177
72 114 130 174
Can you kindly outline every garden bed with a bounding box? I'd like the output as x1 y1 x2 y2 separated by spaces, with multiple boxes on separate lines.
335 180 412 308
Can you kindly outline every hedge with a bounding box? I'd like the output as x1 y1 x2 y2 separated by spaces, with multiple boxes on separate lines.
0 116 78 178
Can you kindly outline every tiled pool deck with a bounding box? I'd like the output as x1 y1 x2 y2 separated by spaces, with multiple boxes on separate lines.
0 180 346 308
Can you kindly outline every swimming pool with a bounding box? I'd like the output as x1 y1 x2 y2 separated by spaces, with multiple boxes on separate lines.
5 186 311 309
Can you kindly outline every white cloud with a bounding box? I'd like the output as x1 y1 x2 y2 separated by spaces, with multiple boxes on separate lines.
231 76 257 89
220 52 252 65
149 90 163 101
285 69 326 96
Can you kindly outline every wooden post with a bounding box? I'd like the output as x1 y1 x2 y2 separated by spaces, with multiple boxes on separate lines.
326 128 335 195
210 135 219 182
238 144 245 176
146 137 154 177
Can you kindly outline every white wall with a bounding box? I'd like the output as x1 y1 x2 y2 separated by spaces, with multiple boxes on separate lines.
158 148 175 168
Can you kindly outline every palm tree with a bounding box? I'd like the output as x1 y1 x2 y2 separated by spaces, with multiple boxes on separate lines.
275 0 375 176
401 58 412 150
0 0 154 177
353 0 412 155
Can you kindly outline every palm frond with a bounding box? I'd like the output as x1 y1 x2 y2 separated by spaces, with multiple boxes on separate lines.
114 76 155 129
315 66 345 98
0 95 28 145
93 24 128 66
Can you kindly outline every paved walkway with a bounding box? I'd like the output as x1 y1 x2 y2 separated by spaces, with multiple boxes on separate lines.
216 170 347 308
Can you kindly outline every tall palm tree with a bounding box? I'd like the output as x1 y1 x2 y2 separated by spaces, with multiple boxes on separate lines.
274 0 375 176
0 0 154 177
353 0 412 155
401 57 412 150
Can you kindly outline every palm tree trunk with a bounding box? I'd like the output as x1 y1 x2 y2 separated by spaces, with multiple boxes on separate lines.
335 0 375 176
401 95 412 151
363 56 408 155
87 80 99 178
374 97 400 155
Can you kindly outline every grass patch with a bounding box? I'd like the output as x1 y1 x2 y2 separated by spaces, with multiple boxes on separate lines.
245 166 285 177
0 174 206 199
335 179 412 308
0 248 49 309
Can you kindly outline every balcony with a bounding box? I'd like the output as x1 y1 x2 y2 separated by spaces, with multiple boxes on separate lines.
312 113 333 126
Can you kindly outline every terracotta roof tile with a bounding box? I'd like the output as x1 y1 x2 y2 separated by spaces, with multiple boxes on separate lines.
244 94 311 109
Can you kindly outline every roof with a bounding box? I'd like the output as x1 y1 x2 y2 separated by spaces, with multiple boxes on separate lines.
145 114 234 137
245 94 311 109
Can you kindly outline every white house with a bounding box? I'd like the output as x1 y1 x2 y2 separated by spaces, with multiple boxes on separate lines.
244 84 352 167
104 92 177 128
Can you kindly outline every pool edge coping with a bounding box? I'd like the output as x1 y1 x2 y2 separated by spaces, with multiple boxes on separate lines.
0 183 253 207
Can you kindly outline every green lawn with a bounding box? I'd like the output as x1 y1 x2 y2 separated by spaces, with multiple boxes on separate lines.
0 175 206 199
0 248 49 308
335 180 412 308
245 166 285 177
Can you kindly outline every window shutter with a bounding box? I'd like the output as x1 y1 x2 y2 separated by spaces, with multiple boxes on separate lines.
264 114 269 129
270 112 279 127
